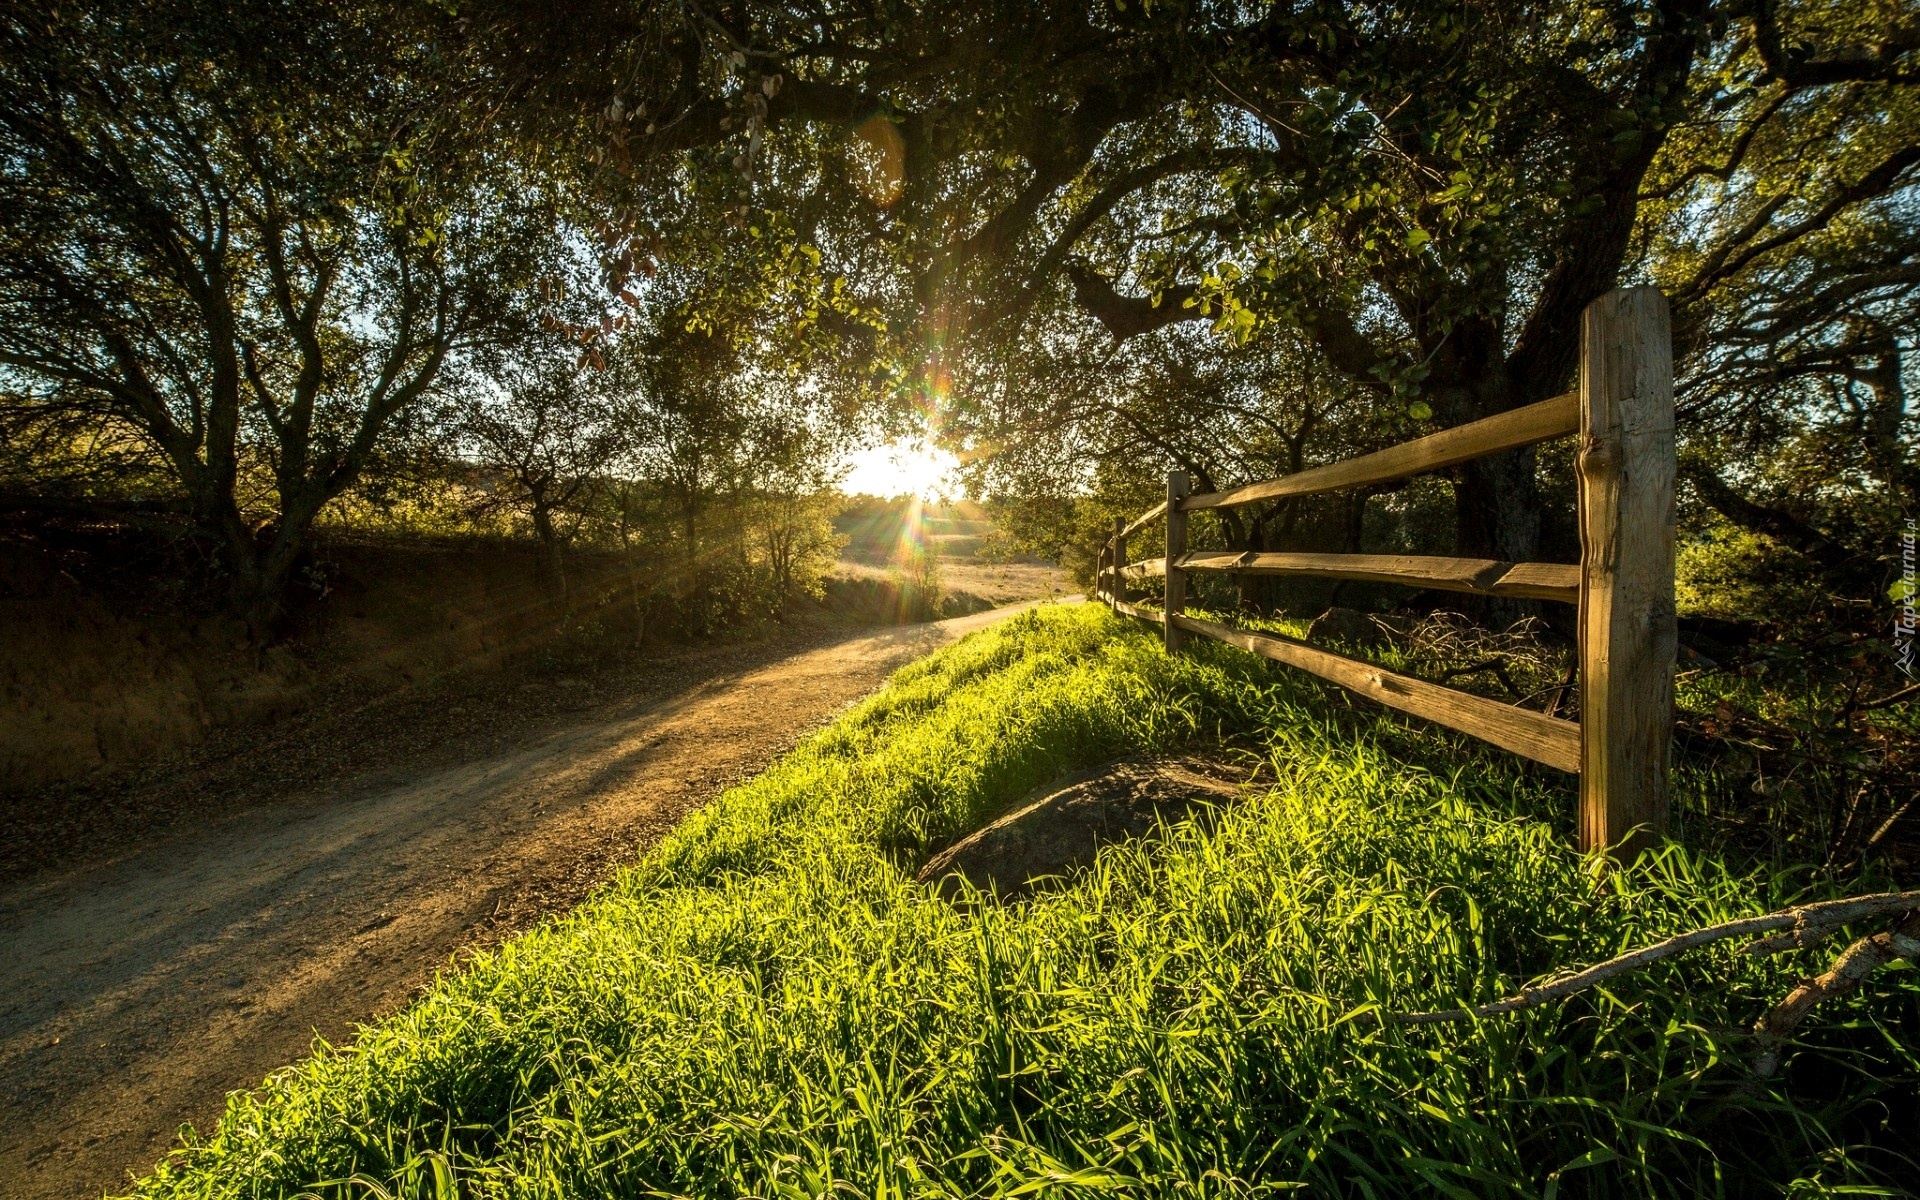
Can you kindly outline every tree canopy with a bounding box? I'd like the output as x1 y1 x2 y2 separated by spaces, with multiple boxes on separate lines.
2 0 1914 637
0 0 574 633
499 0 1916 572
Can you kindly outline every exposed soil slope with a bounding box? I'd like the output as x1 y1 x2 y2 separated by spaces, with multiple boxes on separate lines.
0 599 1071 1200
915 755 1253 900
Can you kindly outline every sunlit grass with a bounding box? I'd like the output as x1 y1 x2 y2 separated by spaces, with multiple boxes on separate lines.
131 605 1918 1198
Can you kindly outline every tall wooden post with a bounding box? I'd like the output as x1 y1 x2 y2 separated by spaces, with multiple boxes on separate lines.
1096 541 1110 603
1164 470 1190 652
1577 287 1676 856
1112 517 1128 610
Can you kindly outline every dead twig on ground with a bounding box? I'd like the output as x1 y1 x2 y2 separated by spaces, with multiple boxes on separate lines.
1857 682 1920 712
1540 658 1579 720
1862 796 1917 854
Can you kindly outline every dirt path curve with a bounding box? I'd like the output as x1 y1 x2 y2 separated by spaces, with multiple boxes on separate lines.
0 599 1069 1200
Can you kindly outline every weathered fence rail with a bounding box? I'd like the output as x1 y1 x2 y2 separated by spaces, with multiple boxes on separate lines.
1094 287 1675 854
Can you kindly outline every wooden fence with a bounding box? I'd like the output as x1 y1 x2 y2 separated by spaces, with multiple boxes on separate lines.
1094 287 1676 855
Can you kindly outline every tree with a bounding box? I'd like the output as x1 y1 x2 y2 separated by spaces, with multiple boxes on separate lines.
964 319 1412 598
625 313 752 603
743 413 849 613
936 0 1918 566
454 342 631 603
1639 29 1920 608
0 0 565 638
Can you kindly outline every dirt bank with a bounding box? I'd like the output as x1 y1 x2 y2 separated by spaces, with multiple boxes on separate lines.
0 532 636 795
0 599 1073 1200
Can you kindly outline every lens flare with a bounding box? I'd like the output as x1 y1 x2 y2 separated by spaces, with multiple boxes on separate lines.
841 439 958 500
850 114 905 208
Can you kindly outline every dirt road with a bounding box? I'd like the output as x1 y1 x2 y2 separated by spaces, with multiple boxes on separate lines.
0 600 1068 1199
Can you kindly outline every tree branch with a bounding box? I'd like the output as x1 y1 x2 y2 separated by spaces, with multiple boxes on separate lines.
1064 261 1204 339
1392 890 1920 1025
1678 145 1920 304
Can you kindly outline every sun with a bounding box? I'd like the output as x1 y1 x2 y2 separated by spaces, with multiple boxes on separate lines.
840 439 961 500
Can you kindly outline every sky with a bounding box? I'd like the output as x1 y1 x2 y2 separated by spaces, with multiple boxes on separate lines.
839 439 963 500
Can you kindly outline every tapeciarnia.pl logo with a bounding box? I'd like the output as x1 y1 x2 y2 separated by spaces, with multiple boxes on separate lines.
1896 523 1918 680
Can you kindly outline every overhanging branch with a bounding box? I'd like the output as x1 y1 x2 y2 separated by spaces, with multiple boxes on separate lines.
1065 261 1204 339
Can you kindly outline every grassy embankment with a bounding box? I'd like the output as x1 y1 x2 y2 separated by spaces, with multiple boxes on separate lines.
134 604 1916 1197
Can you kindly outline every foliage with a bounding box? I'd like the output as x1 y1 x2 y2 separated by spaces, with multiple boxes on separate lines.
1678 524 1833 625
512 0 1909 559
129 606 1918 1198
751 487 847 610
888 536 946 620
484 0 1916 605
0 0 572 637
450 338 632 598
970 322 1467 610
6 0 1912 648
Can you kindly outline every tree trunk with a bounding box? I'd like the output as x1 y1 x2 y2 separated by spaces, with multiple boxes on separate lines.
767 521 794 613
1453 448 1543 563
200 483 314 646
1419 314 1556 623
531 504 569 609
1852 340 1914 518
224 525 306 647
679 489 706 629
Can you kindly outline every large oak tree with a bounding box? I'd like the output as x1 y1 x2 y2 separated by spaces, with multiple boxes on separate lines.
504 0 1916 571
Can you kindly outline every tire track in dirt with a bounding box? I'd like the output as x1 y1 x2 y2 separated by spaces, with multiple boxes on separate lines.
0 599 1071 1200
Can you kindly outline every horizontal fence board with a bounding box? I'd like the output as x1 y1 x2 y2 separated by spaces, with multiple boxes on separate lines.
1189 550 1507 592
1120 552 1578 604
1171 613 1581 772
1182 391 1578 512
1098 591 1574 768
1110 596 1165 624
1121 501 1169 539
1489 562 1580 602
1099 588 1580 773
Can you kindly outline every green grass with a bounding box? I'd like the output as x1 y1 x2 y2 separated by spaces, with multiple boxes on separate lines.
131 605 1917 1198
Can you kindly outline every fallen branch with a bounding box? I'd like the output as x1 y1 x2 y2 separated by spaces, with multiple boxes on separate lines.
1392 891 1920 1027
1433 657 1522 699
1856 682 1920 712
1751 910 1920 1077
1862 796 1916 854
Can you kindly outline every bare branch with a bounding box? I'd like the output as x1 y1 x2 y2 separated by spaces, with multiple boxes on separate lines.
1392 891 1920 1024
1752 911 1920 1078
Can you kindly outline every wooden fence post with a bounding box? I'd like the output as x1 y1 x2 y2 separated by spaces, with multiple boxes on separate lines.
1577 286 1676 856
1165 470 1190 652
1112 517 1128 610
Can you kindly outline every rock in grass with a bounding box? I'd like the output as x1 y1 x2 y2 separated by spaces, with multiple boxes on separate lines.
915 756 1248 900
